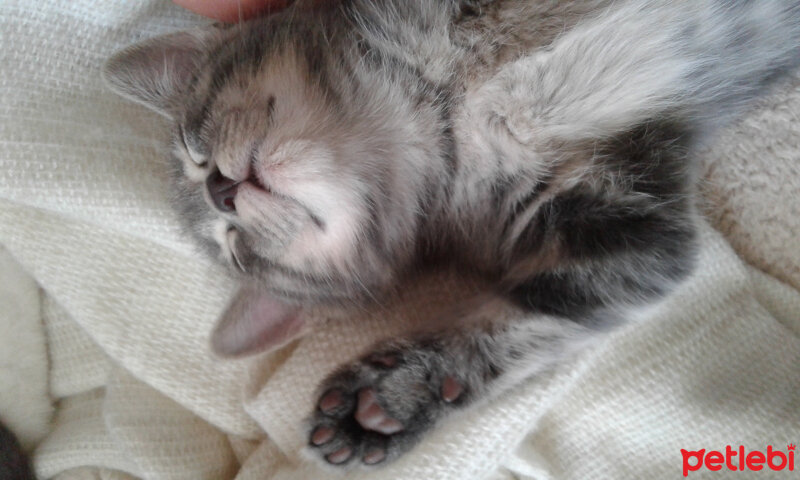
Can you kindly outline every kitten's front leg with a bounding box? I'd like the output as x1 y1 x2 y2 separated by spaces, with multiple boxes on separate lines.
468 0 800 150
306 303 593 467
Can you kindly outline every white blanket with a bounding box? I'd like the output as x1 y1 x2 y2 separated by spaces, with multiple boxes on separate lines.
1 1 798 479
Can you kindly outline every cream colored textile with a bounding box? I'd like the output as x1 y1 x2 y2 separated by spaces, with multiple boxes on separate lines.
0 1 798 479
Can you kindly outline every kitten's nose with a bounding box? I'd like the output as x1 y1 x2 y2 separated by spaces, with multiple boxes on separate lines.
206 168 238 213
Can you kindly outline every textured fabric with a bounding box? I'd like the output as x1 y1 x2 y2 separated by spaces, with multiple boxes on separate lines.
0 1 798 479
0 246 52 451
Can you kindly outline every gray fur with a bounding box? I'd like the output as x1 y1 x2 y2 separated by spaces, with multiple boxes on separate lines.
103 0 800 467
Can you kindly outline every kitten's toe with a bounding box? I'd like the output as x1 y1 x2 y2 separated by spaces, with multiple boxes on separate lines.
308 418 357 465
318 388 351 416
441 375 464 403
308 411 393 467
325 446 354 465
362 445 388 465
310 426 335 446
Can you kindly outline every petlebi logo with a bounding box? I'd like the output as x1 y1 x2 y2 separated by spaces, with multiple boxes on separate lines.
681 444 795 477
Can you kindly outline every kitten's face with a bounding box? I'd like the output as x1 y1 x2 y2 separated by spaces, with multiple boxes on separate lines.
104 15 447 355
171 44 384 304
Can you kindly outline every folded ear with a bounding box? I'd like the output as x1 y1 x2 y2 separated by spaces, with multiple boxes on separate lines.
211 283 306 357
103 29 215 117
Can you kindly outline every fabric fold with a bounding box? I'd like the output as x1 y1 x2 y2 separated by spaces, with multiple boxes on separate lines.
0 1 798 479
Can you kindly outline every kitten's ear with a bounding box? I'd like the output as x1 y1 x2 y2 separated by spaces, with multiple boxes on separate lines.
103 29 215 117
211 283 306 357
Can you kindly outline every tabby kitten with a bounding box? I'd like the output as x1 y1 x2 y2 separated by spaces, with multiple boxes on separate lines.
104 0 800 468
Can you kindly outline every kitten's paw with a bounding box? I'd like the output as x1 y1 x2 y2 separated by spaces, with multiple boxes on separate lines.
467 59 545 146
472 84 539 145
307 343 466 467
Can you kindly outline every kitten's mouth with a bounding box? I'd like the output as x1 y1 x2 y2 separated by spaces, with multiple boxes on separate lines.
247 169 270 193
207 167 271 214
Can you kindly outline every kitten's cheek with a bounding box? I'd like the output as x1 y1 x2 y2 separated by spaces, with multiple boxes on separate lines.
234 184 304 251
234 185 364 273
282 218 358 271
173 146 207 183
235 183 275 215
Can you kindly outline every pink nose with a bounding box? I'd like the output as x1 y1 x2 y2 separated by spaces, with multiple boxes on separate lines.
206 168 238 213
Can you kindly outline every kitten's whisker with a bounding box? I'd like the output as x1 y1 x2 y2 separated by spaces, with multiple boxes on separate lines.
227 228 248 273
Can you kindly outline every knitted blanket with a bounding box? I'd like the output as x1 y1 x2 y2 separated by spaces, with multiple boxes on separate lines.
1 1 798 479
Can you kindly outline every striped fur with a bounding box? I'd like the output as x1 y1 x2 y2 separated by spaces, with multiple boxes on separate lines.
104 0 800 467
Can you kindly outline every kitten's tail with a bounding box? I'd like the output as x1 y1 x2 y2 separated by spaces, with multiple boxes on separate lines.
529 0 800 141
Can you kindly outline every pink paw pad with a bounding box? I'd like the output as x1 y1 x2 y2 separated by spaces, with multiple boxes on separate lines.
310 426 335 446
441 376 464 403
367 353 398 368
326 446 353 465
355 388 404 434
363 448 387 465
319 389 343 413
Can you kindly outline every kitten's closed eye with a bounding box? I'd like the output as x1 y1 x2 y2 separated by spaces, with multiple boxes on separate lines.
173 126 209 183
179 124 207 168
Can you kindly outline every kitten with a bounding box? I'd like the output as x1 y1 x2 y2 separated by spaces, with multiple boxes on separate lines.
104 0 800 468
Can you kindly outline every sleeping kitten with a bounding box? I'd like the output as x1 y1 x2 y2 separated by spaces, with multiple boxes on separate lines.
104 0 800 468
